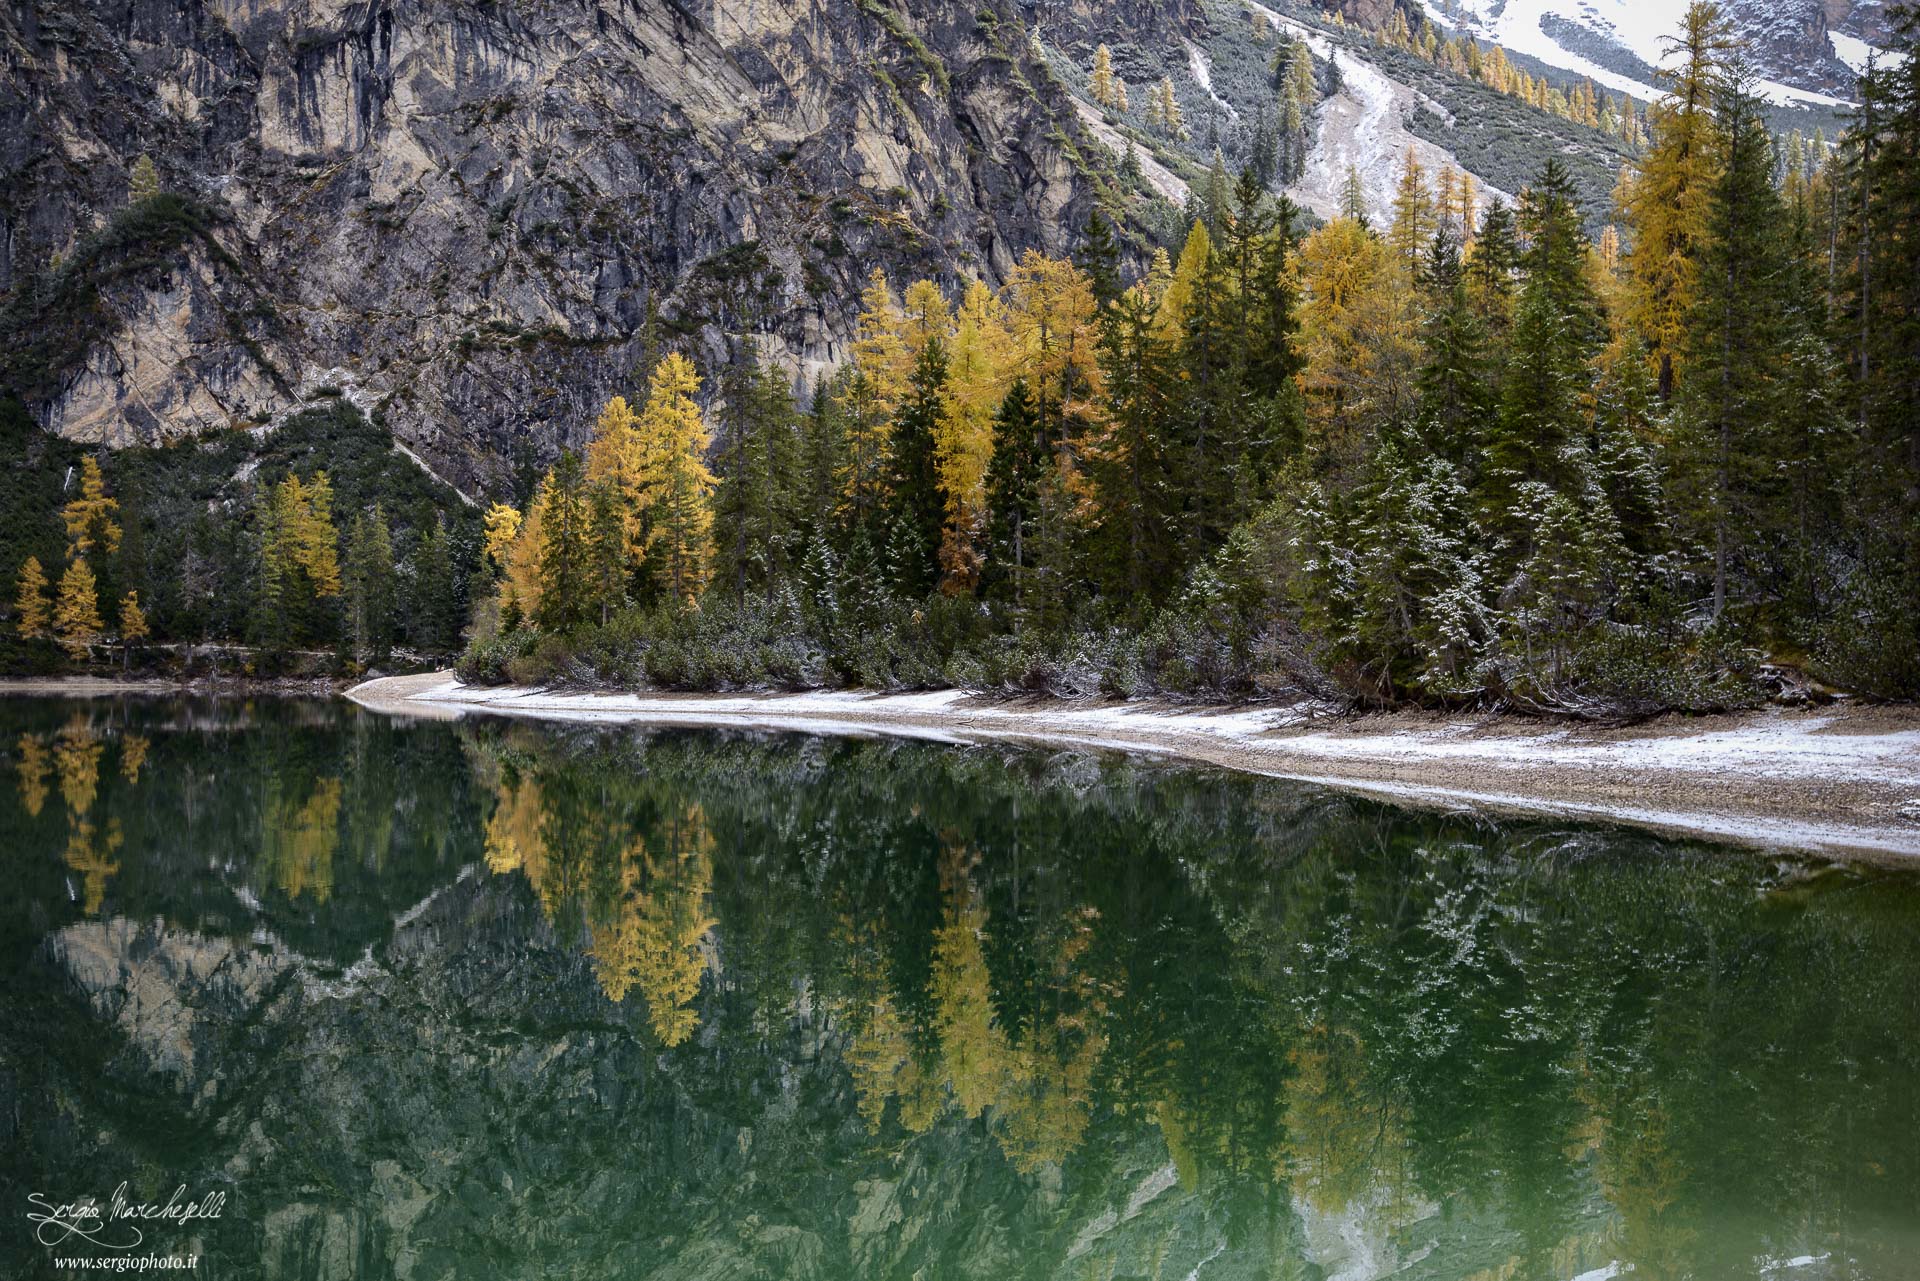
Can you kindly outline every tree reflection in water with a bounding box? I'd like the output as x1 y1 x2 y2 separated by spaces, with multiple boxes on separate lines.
1 700 1915 1280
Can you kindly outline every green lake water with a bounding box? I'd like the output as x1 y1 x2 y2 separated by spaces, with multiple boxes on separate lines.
2 697 1916 1280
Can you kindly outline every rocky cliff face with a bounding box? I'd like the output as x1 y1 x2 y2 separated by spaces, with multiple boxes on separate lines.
1724 0 1854 94
1 0 1114 490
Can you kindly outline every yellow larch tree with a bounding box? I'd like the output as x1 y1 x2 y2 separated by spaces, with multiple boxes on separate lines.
1387 146 1432 267
482 503 523 570
119 734 149 784
841 269 911 525
900 278 953 361
294 472 343 597
118 590 148 669
62 456 121 558
499 487 547 625
1621 0 1735 398
260 775 343 903
585 393 652 568
1296 216 1418 461
637 353 717 605
54 718 102 816
65 819 123 915
631 805 717 1047
53 559 103 660
15 556 51 639
927 840 1009 1119
939 279 1015 588
1155 219 1213 341
1001 251 1104 438
1090 44 1119 108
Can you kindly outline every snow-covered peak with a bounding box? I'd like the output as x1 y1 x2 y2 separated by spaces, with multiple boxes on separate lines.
1426 0 1898 107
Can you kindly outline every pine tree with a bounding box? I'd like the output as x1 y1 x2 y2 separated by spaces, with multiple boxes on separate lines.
54 559 103 661
15 556 51 639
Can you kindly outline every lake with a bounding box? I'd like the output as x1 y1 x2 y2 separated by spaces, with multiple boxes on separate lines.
3 697 1916 1279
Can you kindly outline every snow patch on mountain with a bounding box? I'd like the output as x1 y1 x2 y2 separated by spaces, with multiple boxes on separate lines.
1431 0 1867 107
1183 39 1240 123
1247 1 1512 224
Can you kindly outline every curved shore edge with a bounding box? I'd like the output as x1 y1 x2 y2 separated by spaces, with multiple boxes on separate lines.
348 672 1920 859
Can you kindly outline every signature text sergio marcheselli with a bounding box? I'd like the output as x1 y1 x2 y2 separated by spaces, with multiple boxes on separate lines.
27 1183 227 1250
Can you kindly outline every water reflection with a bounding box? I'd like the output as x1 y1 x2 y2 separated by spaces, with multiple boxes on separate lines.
2 698 1917 1281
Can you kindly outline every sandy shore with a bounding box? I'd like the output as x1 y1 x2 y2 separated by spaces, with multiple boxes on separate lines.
347 673 1920 858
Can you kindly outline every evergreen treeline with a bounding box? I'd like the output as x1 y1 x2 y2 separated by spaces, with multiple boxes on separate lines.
1 400 480 674
464 3 1920 709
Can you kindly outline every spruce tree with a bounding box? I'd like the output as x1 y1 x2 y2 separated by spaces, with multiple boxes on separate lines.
1075 212 1123 305
1413 224 1494 469
536 453 593 633
412 516 458 650
714 344 803 596
1483 161 1601 542
982 380 1044 620
885 335 951 596
1680 64 1793 620
1092 287 1180 605
344 507 396 662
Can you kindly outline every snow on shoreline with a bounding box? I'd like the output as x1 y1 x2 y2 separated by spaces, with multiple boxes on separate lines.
351 676 1920 857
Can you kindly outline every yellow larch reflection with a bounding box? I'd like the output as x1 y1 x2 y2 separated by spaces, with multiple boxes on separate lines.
16 734 51 817
64 817 123 915
584 806 716 1045
261 776 343 902
54 718 104 817
119 734 150 784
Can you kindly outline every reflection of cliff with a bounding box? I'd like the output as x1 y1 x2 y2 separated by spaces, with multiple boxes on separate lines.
18 718 1905 1281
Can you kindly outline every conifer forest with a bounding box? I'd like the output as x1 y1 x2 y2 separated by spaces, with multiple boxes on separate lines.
7 3 1920 715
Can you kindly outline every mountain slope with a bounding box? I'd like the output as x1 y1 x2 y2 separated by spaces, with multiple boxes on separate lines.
0 0 1120 489
1430 0 1899 105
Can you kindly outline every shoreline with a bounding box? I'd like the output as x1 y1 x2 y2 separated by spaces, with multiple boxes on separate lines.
348 673 1920 858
